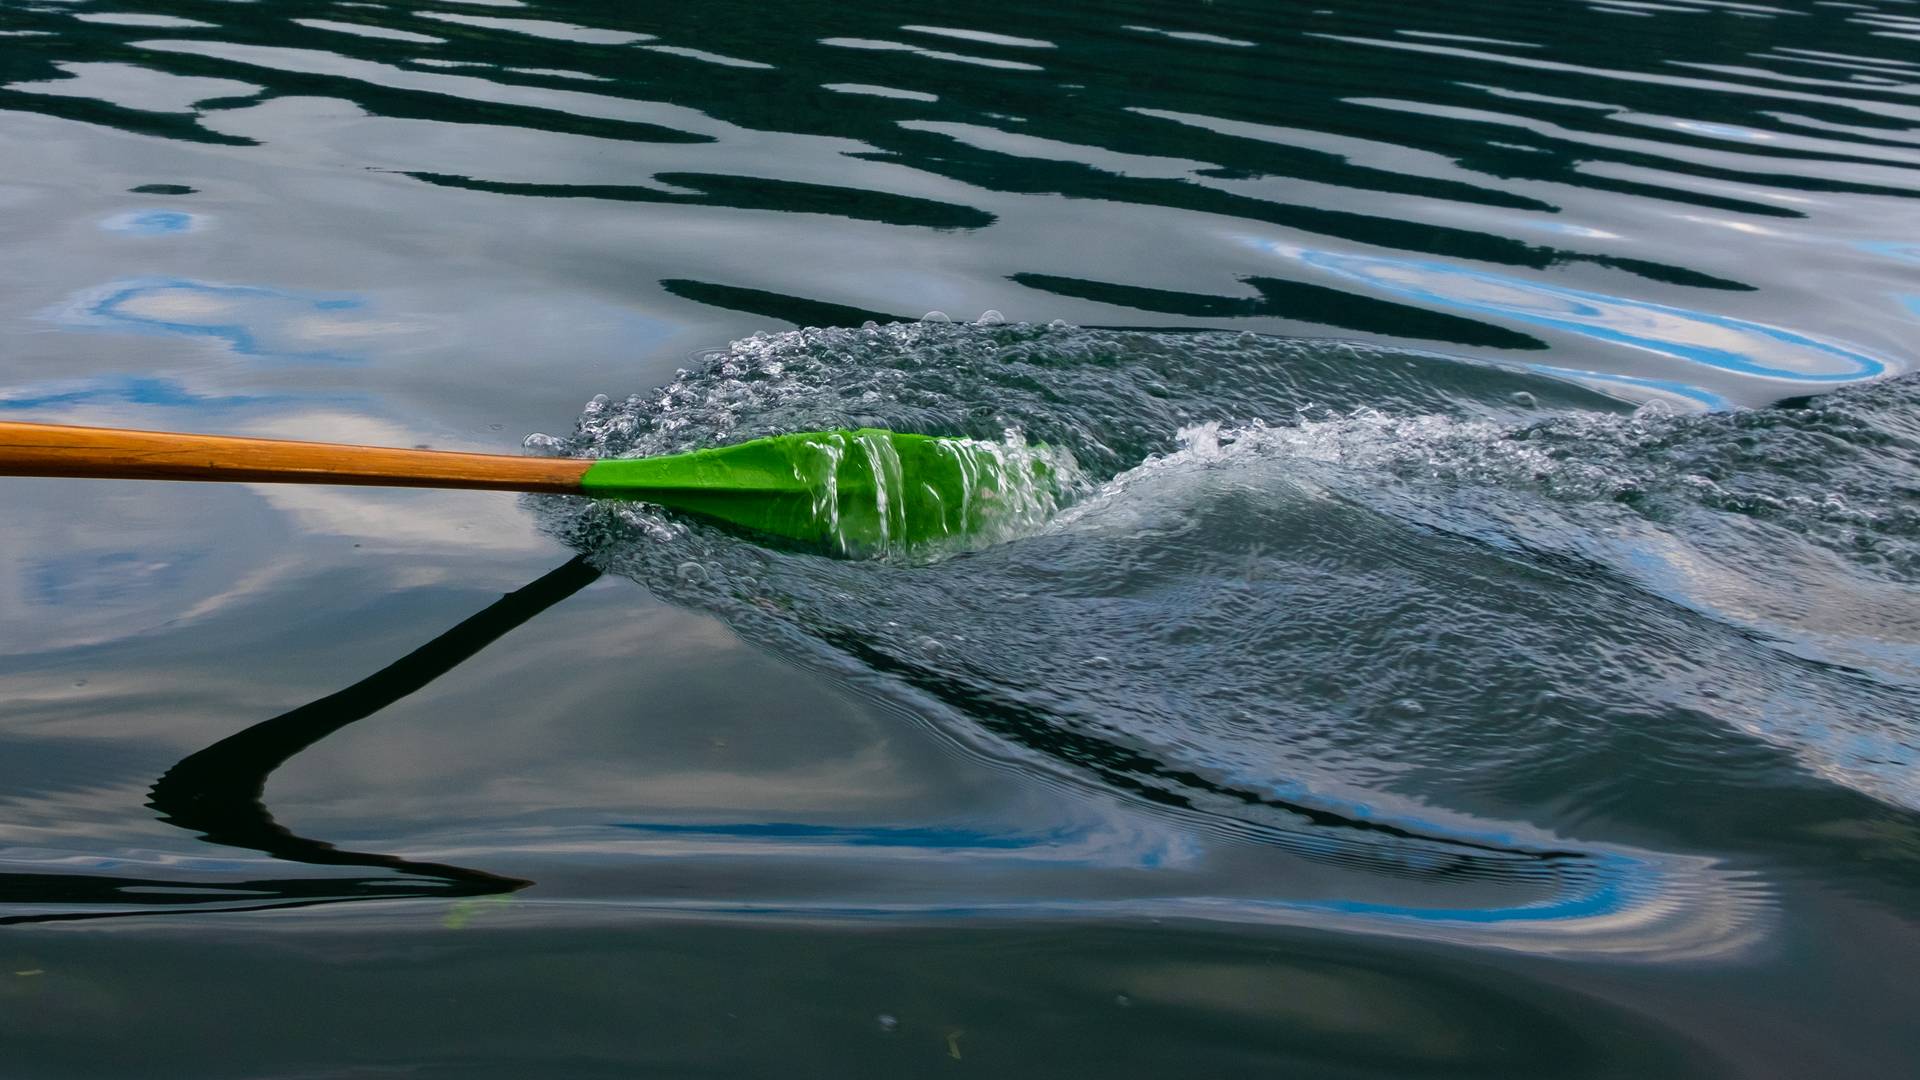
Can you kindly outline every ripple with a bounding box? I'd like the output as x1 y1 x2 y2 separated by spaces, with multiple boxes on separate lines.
6 61 261 114
641 45 773 70
899 25 1056 49
821 36 1046 72
1123 26 1258 48
292 18 446 45
72 13 215 30
822 82 938 102
412 12 654 46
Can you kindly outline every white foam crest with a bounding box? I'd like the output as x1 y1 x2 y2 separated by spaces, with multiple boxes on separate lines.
1049 408 1597 532
1152 410 1622 494
1053 400 1863 526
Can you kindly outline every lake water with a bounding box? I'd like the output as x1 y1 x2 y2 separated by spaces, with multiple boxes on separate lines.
3 1 1918 1075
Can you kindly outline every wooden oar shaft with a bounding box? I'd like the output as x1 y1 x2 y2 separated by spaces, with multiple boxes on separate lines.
0 420 590 493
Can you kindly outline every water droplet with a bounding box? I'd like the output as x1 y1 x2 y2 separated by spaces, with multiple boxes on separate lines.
1114 994 1132 1008
877 1014 898 1033
1390 697 1426 716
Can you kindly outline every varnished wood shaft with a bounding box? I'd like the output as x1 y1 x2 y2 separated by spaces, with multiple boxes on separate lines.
0 420 591 493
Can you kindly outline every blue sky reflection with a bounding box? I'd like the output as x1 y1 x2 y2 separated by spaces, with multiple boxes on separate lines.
1246 238 1892 386
48 277 376 365
100 208 200 235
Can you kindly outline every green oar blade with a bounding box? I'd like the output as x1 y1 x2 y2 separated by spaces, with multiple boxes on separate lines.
578 429 1065 552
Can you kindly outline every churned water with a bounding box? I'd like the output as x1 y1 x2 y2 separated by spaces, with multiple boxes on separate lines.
2 1 1918 1077
533 321 1920 962
543 322 1920 817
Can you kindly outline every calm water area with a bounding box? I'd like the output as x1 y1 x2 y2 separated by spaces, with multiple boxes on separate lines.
2 1 1918 1076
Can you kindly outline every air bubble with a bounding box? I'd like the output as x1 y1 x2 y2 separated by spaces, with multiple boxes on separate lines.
921 310 952 323
975 309 1005 325
522 433 569 456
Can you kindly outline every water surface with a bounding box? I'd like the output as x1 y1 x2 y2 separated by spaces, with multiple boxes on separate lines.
2 1 1917 1076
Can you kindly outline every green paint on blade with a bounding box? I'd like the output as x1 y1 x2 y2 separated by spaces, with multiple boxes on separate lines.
578 429 1068 554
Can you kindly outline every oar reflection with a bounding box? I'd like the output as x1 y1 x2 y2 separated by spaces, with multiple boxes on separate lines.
1 556 602 925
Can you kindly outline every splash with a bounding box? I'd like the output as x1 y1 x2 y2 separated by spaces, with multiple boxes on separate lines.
522 322 1920 956
1070 390 1920 812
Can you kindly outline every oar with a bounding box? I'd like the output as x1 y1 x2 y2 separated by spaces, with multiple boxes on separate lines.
0 420 1057 550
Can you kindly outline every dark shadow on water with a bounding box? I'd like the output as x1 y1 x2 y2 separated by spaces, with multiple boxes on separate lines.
1010 271 1549 350
405 170 996 230
0 556 602 926
660 278 912 327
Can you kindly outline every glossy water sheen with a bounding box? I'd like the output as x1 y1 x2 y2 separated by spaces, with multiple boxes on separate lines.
1 2 1917 1077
